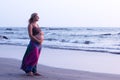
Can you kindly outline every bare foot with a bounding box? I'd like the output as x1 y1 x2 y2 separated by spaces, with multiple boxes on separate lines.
33 72 42 76
26 72 34 76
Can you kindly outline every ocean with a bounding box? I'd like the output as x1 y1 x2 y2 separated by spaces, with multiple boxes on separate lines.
0 27 120 54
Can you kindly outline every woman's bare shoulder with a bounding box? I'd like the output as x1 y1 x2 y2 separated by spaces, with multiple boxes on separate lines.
28 23 33 27
28 24 34 29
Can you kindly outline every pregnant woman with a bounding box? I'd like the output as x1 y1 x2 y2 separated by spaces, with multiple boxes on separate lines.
21 13 44 76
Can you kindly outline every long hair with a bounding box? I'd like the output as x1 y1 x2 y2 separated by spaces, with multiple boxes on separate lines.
29 13 38 24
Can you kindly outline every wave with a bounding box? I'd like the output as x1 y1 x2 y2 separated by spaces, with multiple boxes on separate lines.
43 44 120 54
1 27 120 54
44 27 71 31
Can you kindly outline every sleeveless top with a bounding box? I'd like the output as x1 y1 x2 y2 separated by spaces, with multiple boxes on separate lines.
32 27 41 36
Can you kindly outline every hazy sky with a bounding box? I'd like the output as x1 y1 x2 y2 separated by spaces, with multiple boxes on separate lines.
0 0 120 27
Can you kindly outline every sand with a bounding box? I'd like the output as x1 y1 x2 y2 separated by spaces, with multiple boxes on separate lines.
0 58 120 80
0 44 120 80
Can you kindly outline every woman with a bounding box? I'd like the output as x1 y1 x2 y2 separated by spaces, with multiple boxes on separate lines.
21 13 44 76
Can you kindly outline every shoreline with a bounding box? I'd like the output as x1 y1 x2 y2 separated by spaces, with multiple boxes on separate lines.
1 58 120 80
1 44 120 75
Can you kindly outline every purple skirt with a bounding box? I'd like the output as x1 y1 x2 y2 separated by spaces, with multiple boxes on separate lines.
21 40 42 73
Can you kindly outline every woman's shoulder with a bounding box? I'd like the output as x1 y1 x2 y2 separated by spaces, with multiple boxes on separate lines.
28 23 33 26
28 23 34 28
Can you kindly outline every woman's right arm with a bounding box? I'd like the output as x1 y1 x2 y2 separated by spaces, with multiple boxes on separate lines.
28 24 42 44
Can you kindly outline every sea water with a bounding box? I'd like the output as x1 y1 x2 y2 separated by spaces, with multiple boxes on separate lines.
0 27 120 54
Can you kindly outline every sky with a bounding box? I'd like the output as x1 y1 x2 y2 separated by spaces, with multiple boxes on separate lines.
0 0 120 27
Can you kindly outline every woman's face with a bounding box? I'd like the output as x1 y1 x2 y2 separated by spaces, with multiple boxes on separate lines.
34 14 39 21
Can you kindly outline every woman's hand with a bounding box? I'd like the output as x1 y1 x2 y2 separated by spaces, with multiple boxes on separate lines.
38 39 44 44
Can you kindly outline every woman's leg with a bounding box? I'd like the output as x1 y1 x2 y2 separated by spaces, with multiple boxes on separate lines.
32 65 37 73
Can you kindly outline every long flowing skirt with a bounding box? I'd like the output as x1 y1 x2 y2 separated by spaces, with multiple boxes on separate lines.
21 40 41 73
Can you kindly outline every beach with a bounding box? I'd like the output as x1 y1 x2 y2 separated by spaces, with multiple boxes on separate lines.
1 45 120 80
